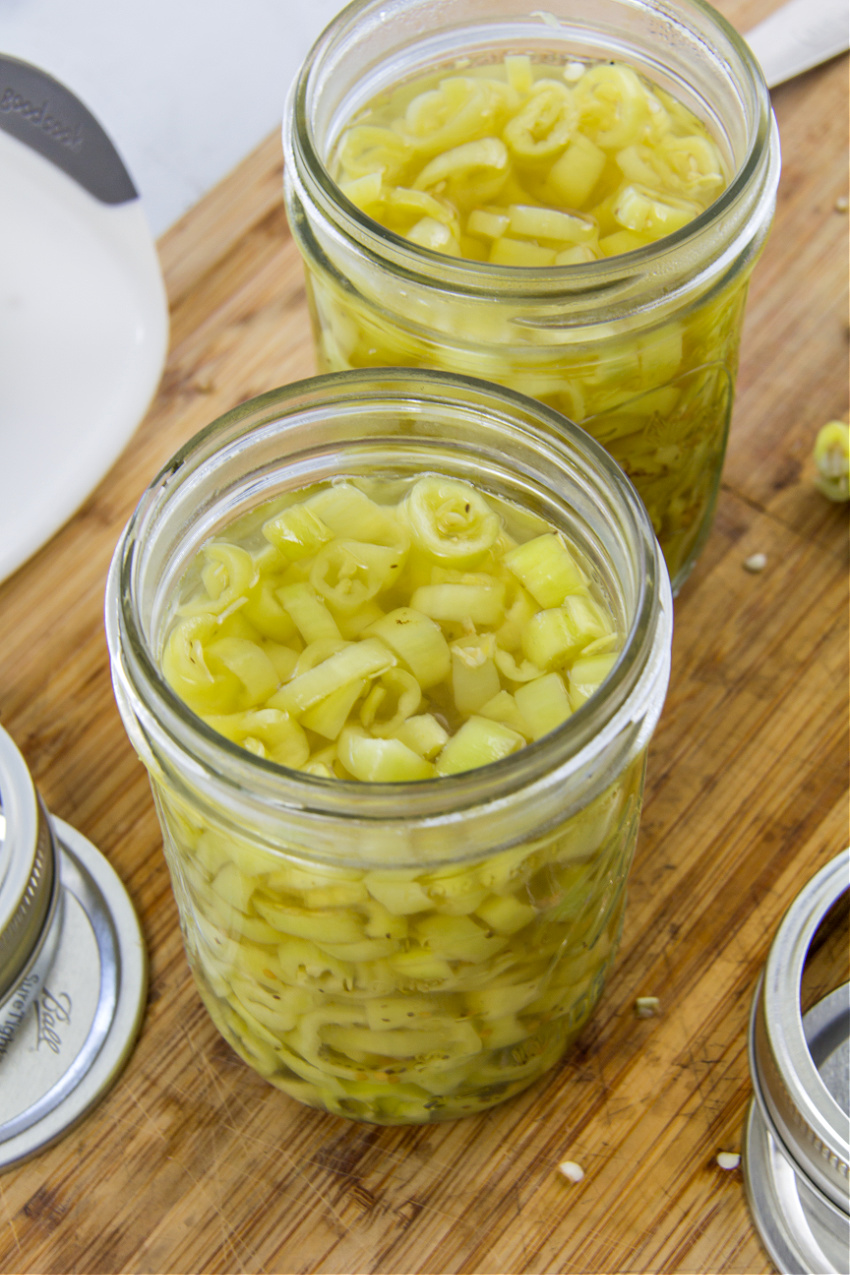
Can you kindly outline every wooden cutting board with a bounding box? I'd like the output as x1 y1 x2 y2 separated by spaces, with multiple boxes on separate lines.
1 3 847 1270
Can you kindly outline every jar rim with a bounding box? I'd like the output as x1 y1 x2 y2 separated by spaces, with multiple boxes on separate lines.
107 369 672 834
286 0 777 302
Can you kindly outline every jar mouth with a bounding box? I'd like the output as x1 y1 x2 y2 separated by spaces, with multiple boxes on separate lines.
285 0 777 303
107 369 672 828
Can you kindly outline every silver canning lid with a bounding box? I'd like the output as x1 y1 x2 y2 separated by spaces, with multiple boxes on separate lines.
0 723 147 1170
744 850 850 1274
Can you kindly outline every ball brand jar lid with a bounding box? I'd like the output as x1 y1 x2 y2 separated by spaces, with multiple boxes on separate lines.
744 850 850 1274
0 723 147 1171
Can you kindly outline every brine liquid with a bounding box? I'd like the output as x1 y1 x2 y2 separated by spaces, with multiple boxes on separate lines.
154 472 645 1123
292 54 750 588
161 473 622 779
332 56 729 263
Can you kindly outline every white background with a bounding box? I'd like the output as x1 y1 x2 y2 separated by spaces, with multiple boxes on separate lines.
0 0 350 237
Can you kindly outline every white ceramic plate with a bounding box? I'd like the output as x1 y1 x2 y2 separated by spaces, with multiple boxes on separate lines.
0 56 168 584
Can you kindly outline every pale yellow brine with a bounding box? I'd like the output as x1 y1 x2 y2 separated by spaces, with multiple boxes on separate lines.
162 474 622 778
294 56 746 589
332 56 728 264
156 475 644 1124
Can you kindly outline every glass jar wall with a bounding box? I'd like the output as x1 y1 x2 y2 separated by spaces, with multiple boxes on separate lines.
283 0 780 592
106 370 672 1123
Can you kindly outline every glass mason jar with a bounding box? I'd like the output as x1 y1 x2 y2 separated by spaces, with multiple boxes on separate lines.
105 369 672 1124
282 0 780 593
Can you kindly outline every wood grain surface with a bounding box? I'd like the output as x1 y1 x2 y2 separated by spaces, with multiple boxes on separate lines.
1 3 847 1270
